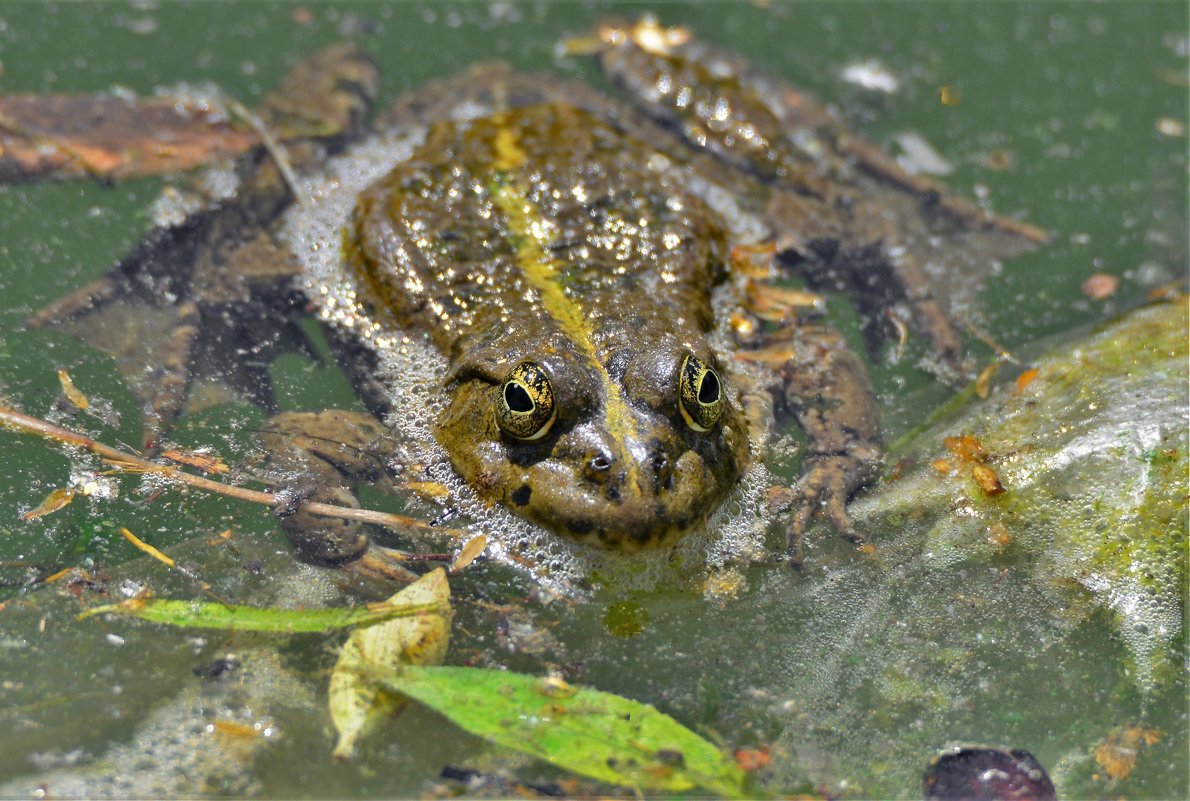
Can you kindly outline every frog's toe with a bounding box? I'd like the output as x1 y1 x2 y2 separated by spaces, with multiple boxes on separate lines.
343 545 420 584
786 454 870 566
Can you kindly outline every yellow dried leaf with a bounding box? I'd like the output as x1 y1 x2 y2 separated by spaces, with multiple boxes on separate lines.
119 527 176 568
402 480 450 500
330 568 452 761
56 369 89 410
975 362 999 399
21 488 76 520
450 534 487 574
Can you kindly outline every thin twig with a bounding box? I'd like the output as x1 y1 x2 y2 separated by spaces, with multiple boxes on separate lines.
0 406 463 540
226 97 306 206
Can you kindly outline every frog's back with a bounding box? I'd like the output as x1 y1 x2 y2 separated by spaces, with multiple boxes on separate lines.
344 103 727 357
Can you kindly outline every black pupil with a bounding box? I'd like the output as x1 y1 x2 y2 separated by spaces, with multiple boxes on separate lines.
505 383 534 413
698 370 720 404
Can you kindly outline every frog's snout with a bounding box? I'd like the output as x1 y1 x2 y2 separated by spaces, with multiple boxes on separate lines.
582 449 615 484
518 438 724 549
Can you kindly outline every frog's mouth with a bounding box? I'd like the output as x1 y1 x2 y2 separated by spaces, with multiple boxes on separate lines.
499 444 731 550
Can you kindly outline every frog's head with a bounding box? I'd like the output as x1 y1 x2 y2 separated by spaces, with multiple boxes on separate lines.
437 335 750 549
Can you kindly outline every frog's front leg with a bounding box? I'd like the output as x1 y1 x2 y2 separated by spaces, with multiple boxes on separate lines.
259 409 415 581
741 319 882 564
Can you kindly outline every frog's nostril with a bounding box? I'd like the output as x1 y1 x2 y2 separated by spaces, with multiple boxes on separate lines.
584 451 614 483
651 452 672 490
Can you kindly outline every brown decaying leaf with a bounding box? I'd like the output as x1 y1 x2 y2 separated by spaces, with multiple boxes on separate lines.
0 93 260 183
20 488 76 520
1094 723 1162 780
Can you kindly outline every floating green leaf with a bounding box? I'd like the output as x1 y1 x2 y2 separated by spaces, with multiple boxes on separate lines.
81 596 448 633
380 665 749 797
330 568 452 761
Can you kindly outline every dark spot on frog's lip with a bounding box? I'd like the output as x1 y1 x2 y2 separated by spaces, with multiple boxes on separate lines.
510 485 532 506
568 518 594 535
605 485 621 502
632 527 656 545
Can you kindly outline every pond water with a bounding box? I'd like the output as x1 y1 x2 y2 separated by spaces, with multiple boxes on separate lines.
0 2 1185 798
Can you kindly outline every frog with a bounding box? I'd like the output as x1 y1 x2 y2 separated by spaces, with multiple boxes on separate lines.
29 18 1047 578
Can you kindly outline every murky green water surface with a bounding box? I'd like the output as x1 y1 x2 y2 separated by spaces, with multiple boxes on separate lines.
0 2 1186 798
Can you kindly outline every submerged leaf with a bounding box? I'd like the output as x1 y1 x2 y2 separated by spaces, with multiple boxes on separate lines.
380 665 749 797
81 595 447 632
330 569 452 761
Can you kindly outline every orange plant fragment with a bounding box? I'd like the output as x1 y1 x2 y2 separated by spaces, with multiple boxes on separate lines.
1094 723 1162 780
944 434 988 463
56 369 90 410
21 488 76 520
1013 368 1040 395
0 93 261 183
971 464 1006 496
733 746 773 772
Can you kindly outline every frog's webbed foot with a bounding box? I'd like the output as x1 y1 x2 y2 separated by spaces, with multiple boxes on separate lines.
343 546 420 585
787 453 871 565
261 409 399 568
739 320 881 564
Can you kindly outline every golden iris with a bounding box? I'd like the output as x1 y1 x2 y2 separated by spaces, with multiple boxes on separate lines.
496 361 557 440
678 354 723 432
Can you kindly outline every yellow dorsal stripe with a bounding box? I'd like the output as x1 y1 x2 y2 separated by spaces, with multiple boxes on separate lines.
489 117 641 491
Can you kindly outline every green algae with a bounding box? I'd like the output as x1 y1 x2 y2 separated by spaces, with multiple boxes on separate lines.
860 300 1188 691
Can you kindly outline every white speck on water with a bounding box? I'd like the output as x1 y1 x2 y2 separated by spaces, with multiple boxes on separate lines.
841 59 900 93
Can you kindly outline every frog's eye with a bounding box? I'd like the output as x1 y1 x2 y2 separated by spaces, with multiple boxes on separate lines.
496 362 557 441
678 355 723 432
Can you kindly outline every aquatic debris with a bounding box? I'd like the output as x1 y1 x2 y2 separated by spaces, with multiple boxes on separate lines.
330 568 452 761
1092 723 1162 781
924 746 1056 801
